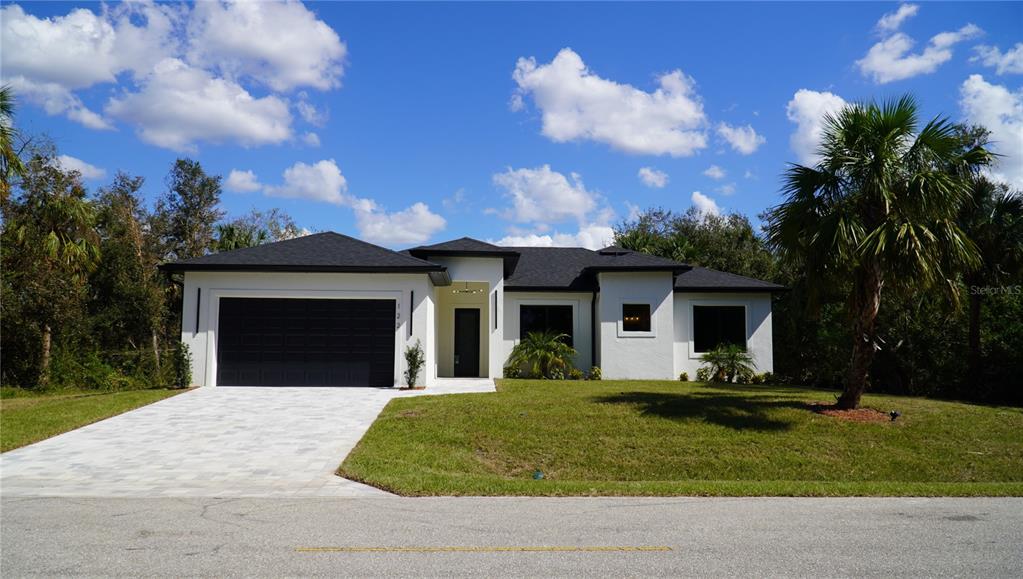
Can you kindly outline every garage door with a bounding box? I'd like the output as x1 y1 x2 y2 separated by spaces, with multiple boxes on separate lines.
216 297 396 387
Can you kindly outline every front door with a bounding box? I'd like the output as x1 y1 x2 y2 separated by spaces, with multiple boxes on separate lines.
453 308 480 377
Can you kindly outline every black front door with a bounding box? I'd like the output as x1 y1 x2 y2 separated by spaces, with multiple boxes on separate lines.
453 308 480 377
216 297 395 387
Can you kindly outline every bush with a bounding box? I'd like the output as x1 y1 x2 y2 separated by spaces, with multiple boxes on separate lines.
403 340 425 388
170 342 192 389
548 367 565 380
503 364 522 379
49 348 143 391
568 367 584 380
700 344 756 383
587 366 602 381
679 371 689 382
507 330 577 379
696 367 712 382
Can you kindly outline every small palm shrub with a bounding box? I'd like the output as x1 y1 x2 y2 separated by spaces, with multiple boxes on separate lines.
679 371 689 382
403 340 425 388
587 366 602 380
700 344 756 384
568 368 585 380
506 330 577 379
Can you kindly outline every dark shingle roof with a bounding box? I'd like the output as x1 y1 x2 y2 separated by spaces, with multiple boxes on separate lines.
408 237 517 255
160 231 444 273
673 266 786 292
503 246 686 291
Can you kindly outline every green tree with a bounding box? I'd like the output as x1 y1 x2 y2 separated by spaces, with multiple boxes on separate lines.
2 148 100 387
214 223 268 252
766 95 991 409
153 159 224 260
0 85 26 206
506 330 577 379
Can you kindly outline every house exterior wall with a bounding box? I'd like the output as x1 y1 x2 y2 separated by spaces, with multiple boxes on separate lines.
596 271 675 380
500 291 594 374
428 257 504 379
180 271 435 388
672 292 774 378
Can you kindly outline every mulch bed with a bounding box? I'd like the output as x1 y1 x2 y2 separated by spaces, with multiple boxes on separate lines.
807 402 892 423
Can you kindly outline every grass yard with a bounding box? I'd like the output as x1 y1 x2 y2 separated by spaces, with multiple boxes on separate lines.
339 379 1023 496
0 388 184 452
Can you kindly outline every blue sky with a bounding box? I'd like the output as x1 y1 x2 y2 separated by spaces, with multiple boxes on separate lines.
3 1 1021 248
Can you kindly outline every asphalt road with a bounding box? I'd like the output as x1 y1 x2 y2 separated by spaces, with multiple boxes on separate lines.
2 497 1021 577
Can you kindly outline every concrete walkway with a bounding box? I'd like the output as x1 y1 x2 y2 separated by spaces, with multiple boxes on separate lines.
0 379 495 498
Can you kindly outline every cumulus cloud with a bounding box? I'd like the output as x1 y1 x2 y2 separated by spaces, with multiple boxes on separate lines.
715 183 737 196
187 0 346 92
638 167 669 188
225 169 262 193
716 122 765 154
703 165 726 180
857 19 982 84
786 89 848 165
691 191 720 217
301 132 321 147
353 202 446 246
54 155 106 180
511 48 707 156
875 3 919 34
973 43 1023 75
264 159 349 204
1 2 346 150
960 75 1023 188
492 164 597 223
105 59 292 152
492 221 616 250
296 95 328 126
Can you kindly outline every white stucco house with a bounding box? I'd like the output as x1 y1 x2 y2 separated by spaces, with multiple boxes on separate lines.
160 233 784 388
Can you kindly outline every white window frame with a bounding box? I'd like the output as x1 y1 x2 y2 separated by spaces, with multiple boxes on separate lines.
688 300 749 359
617 299 656 338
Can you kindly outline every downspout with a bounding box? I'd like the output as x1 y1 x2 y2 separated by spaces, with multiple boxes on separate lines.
590 288 597 369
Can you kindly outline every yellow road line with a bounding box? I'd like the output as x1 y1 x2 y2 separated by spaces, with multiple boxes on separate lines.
296 546 672 553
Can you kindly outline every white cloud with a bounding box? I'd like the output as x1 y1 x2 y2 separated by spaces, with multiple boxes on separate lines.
973 43 1023 75
715 182 737 196
225 169 262 193
857 22 982 84
186 0 346 91
691 191 720 216
296 95 328 126
625 201 642 222
105 58 292 152
876 3 919 34
353 202 446 246
492 164 597 223
54 155 106 180
512 48 707 156
716 122 765 154
637 167 669 188
301 132 321 147
493 222 615 250
786 89 848 165
960 75 1023 188
264 159 349 204
703 165 726 180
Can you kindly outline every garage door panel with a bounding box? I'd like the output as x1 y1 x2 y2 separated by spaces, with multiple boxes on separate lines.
216 297 395 387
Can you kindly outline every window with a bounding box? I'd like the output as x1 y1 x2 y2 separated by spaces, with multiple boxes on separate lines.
693 305 746 352
520 305 573 346
622 303 651 332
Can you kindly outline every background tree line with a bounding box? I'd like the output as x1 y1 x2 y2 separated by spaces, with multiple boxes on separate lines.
616 98 1023 406
2 88 304 390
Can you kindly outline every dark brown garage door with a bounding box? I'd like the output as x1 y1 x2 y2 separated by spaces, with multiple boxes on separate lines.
216 298 396 387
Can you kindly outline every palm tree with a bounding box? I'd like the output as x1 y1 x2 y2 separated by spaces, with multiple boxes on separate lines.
700 344 756 383
506 330 577 379
767 95 991 409
215 223 269 252
1 85 26 205
958 178 1023 381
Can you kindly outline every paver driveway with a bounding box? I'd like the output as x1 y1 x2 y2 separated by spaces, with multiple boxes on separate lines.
0 385 482 498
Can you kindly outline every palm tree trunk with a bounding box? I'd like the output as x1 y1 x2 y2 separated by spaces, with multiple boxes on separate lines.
151 331 161 370
838 264 883 410
39 323 52 388
967 290 982 383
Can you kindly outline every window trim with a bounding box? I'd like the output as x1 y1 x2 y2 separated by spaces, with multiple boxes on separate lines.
616 299 657 338
688 301 749 358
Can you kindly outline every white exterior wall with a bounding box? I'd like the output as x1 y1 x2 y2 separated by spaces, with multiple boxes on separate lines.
672 292 774 378
180 271 436 388
500 291 594 374
428 257 504 379
597 272 675 380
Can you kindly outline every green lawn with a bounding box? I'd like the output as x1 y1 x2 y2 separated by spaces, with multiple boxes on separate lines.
0 388 185 452
339 379 1023 496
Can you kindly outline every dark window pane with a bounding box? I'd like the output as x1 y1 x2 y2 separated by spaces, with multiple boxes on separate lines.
519 305 573 346
622 303 651 332
693 306 746 352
